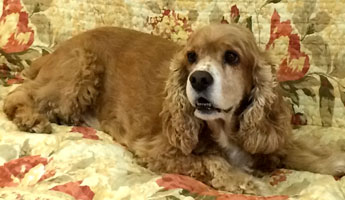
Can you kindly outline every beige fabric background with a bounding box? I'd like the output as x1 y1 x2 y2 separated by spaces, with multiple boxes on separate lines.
0 0 345 199
4 0 344 128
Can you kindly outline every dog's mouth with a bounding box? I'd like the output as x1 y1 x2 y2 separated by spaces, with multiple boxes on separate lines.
195 97 232 113
196 97 219 112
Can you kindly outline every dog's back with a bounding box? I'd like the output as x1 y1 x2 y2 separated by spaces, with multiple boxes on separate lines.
4 27 180 152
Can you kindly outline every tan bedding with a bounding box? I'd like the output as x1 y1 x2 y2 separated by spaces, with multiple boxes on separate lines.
0 0 344 199
0 85 344 199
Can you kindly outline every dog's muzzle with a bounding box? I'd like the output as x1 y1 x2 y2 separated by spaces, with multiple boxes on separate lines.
189 70 233 114
195 97 233 114
189 70 213 92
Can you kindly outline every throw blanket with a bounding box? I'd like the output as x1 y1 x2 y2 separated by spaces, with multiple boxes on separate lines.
0 0 344 199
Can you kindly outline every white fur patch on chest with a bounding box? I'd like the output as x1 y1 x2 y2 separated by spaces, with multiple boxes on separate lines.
82 112 100 130
216 129 254 173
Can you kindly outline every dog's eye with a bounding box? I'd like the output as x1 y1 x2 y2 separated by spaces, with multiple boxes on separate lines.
224 50 239 65
187 51 197 64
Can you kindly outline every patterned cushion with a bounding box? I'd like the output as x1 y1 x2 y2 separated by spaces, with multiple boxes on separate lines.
0 0 344 199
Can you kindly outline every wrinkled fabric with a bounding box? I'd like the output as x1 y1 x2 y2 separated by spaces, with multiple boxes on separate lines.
0 0 345 199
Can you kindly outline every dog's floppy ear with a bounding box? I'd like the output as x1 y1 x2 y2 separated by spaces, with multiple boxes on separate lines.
238 52 291 154
161 51 204 155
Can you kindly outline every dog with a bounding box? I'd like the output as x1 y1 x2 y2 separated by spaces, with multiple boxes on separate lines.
3 24 345 195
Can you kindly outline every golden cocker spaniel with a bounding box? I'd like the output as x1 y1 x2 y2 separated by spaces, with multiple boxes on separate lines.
4 24 345 195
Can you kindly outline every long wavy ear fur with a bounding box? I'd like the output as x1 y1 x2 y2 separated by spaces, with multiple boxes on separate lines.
238 52 291 154
161 51 204 155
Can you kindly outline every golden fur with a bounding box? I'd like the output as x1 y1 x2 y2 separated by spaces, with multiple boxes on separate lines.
4 24 345 195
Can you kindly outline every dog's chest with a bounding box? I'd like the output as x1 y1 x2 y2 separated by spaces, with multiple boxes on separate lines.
216 129 254 173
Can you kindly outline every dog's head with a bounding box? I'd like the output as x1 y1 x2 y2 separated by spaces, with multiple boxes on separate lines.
185 24 265 121
163 24 288 155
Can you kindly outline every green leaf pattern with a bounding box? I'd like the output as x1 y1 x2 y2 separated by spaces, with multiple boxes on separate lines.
1 1 345 126
1 1 345 199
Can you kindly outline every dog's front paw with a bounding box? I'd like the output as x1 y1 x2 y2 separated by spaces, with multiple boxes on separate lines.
13 112 52 133
240 177 273 196
213 176 271 196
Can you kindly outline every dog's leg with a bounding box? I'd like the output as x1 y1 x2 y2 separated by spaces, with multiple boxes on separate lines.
142 148 271 196
281 137 345 176
110 126 271 195
38 49 104 125
202 154 271 195
3 48 104 132
3 83 52 133
21 53 51 80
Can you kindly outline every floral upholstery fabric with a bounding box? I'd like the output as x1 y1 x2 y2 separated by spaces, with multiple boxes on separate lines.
0 0 344 199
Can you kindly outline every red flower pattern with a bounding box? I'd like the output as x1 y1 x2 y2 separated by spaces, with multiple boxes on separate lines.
157 174 289 200
147 9 193 41
71 126 99 140
50 181 95 200
291 113 308 126
221 5 240 24
0 0 34 53
269 169 292 186
0 155 55 187
230 5 240 21
6 74 23 85
266 10 310 82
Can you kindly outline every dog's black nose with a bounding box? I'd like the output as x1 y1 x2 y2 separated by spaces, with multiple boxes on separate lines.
189 71 214 92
